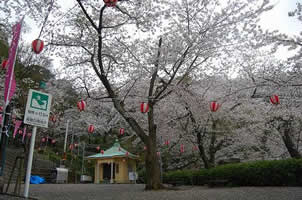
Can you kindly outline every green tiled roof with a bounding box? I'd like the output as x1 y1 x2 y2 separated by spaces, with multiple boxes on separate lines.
87 139 138 159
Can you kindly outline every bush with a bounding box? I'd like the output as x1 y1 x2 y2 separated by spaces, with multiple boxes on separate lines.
163 170 196 185
163 159 302 186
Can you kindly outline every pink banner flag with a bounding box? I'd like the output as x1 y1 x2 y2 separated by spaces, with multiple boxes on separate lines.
22 126 26 142
4 20 23 106
13 120 22 138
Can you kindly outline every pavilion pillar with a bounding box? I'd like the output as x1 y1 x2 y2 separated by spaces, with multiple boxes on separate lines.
110 162 114 183
95 162 100 184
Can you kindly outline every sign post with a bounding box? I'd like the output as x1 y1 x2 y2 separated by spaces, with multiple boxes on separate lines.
23 89 52 198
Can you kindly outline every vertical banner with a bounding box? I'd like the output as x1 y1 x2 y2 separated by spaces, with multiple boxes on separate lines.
22 127 27 143
4 20 23 106
13 120 22 139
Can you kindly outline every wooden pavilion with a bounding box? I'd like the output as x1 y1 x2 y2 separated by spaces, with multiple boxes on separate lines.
87 139 139 184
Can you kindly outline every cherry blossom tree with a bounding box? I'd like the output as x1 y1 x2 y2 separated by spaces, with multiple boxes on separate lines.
42 0 275 189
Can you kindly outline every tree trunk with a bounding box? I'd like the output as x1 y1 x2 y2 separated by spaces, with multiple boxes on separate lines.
145 137 162 190
208 121 217 168
197 130 212 169
282 129 302 159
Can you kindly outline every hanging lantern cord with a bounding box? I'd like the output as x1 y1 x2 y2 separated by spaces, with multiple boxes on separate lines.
37 0 55 39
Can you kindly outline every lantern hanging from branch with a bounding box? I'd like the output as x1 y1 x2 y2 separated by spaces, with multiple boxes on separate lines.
140 102 149 113
103 0 117 7
32 39 44 54
1 59 8 69
270 95 280 105
77 100 86 111
119 128 124 135
96 146 100 151
88 125 95 133
210 101 220 112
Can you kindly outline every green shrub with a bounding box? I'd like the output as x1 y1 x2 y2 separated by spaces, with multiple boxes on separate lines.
163 170 196 185
163 159 302 186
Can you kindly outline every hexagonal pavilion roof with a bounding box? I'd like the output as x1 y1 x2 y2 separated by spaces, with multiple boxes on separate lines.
87 139 138 160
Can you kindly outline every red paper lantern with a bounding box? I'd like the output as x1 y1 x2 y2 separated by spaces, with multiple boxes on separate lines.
96 146 100 151
69 144 74 150
1 59 8 69
103 0 117 7
88 125 95 133
50 115 56 123
18 130 23 135
180 144 184 153
140 102 149 113
32 39 44 54
0 106 3 112
125 152 129 157
41 138 46 142
119 128 124 135
51 139 56 144
101 150 104 154
77 100 86 111
270 95 280 105
164 140 170 146
210 101 220 112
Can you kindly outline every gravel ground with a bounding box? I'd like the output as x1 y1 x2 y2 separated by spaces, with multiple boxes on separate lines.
1 184 302 200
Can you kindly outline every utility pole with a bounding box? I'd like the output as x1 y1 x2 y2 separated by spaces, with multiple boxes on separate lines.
0 105 11 192
63 120 70 161
81 142 85 175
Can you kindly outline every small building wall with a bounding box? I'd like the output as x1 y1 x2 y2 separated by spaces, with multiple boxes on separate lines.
115 158 127 183
93 157 137 184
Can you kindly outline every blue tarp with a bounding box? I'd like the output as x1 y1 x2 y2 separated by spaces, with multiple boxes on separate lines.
30 175 45 184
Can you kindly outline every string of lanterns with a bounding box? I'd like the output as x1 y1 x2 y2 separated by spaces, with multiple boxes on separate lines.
103 0 118 7
1 59 7 69
88 124 95 134
32 39 44 54
140 102 149 113
270 95 280 105
77 100 86 111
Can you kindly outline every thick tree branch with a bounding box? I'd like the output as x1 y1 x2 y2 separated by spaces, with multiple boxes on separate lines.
76 0 100 33
149 38 162 103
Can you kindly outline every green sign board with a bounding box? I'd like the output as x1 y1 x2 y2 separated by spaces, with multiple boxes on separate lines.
24 89 52 128
39 81 46 89
30 91 49 111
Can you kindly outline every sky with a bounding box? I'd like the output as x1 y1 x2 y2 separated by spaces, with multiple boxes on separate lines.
21 0 302 71
259 0 302 36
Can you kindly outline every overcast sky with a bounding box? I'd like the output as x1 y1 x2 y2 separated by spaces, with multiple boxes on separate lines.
24 0 302 39
259 0 302 36
21 0 302 71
